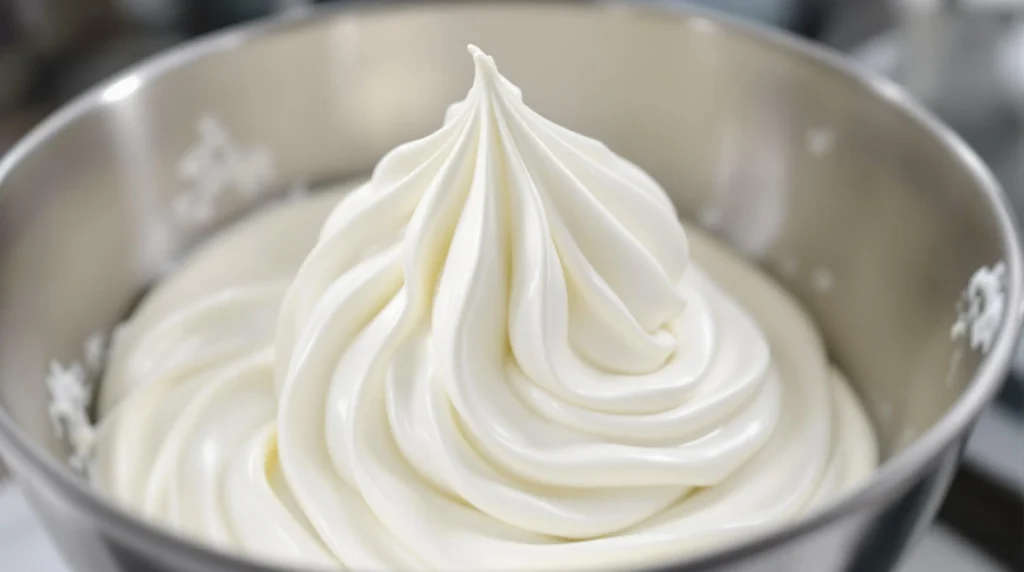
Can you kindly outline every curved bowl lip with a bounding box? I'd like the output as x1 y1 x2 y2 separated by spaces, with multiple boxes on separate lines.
0 1 1021 570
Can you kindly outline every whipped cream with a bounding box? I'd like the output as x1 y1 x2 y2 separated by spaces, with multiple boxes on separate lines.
93 46 877 570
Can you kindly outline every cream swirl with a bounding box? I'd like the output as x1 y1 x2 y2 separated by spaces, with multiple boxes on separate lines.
93 47 877 570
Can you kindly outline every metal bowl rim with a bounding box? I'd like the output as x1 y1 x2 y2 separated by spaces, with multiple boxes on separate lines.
0 1 1019 570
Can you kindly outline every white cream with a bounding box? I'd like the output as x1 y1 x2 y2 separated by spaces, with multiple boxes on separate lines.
93 47 877 570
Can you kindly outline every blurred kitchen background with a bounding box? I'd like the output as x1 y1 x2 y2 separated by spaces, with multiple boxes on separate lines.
0 0 1021 571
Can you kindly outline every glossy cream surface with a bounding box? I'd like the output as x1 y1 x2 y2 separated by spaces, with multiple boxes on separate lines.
93 47 877 570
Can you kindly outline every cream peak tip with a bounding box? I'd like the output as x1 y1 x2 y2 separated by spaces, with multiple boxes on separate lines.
467 44 498 80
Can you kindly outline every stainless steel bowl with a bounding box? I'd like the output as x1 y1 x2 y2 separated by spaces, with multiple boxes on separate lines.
0 2 1020 571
